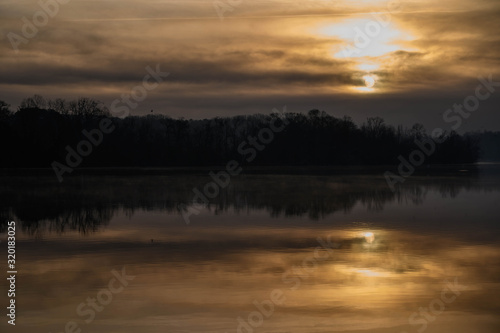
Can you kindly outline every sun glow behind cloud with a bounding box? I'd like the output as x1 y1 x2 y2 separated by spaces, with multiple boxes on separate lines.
1 0 500 125
315 14 417 92
319 18 415 58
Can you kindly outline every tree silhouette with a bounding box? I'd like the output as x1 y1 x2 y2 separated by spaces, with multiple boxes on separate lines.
19 94 47 109
0 96 494 169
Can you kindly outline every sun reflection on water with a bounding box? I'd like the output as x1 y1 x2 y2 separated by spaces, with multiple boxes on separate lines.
363 231 375 243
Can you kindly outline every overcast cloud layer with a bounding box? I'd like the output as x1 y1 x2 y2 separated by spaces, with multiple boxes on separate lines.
1 0 499 131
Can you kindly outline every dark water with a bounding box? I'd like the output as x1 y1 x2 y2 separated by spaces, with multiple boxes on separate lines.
1 166 500 332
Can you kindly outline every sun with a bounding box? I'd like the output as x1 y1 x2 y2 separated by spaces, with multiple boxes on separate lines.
316 16 416 93
363 75 376 88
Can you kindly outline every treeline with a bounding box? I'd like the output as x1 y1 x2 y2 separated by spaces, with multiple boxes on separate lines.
467 131 500 161
0 95 497 168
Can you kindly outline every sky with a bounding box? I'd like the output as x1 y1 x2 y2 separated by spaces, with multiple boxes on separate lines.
1 0 500 131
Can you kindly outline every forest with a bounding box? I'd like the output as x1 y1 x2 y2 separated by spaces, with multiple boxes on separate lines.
0 95 498 169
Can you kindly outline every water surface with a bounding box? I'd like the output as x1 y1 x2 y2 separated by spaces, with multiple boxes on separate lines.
1 167 500 332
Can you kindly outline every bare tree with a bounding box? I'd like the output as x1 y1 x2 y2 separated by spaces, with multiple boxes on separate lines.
410 123 426 140
0 100 11 120
363 117 386 139
19 94 47 109
48 98 69 114
69 97 110 117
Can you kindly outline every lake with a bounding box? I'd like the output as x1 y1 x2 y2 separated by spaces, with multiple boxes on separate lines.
1 165 500 333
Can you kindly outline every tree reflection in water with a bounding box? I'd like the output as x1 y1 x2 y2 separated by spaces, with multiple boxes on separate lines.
1 170 498 235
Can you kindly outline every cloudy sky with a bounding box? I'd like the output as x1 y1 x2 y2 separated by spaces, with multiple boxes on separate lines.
1 0 499 131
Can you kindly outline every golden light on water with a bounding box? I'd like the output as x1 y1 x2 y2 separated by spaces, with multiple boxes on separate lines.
356 269 381 277
363 231 375 243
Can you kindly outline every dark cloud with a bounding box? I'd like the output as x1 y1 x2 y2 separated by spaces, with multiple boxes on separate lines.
0 0 499 130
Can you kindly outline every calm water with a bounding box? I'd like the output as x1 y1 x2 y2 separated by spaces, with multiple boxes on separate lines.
1 166 500 332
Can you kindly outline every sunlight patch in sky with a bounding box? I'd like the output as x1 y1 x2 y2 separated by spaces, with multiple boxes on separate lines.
315 15 417 93
317 17 415 59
